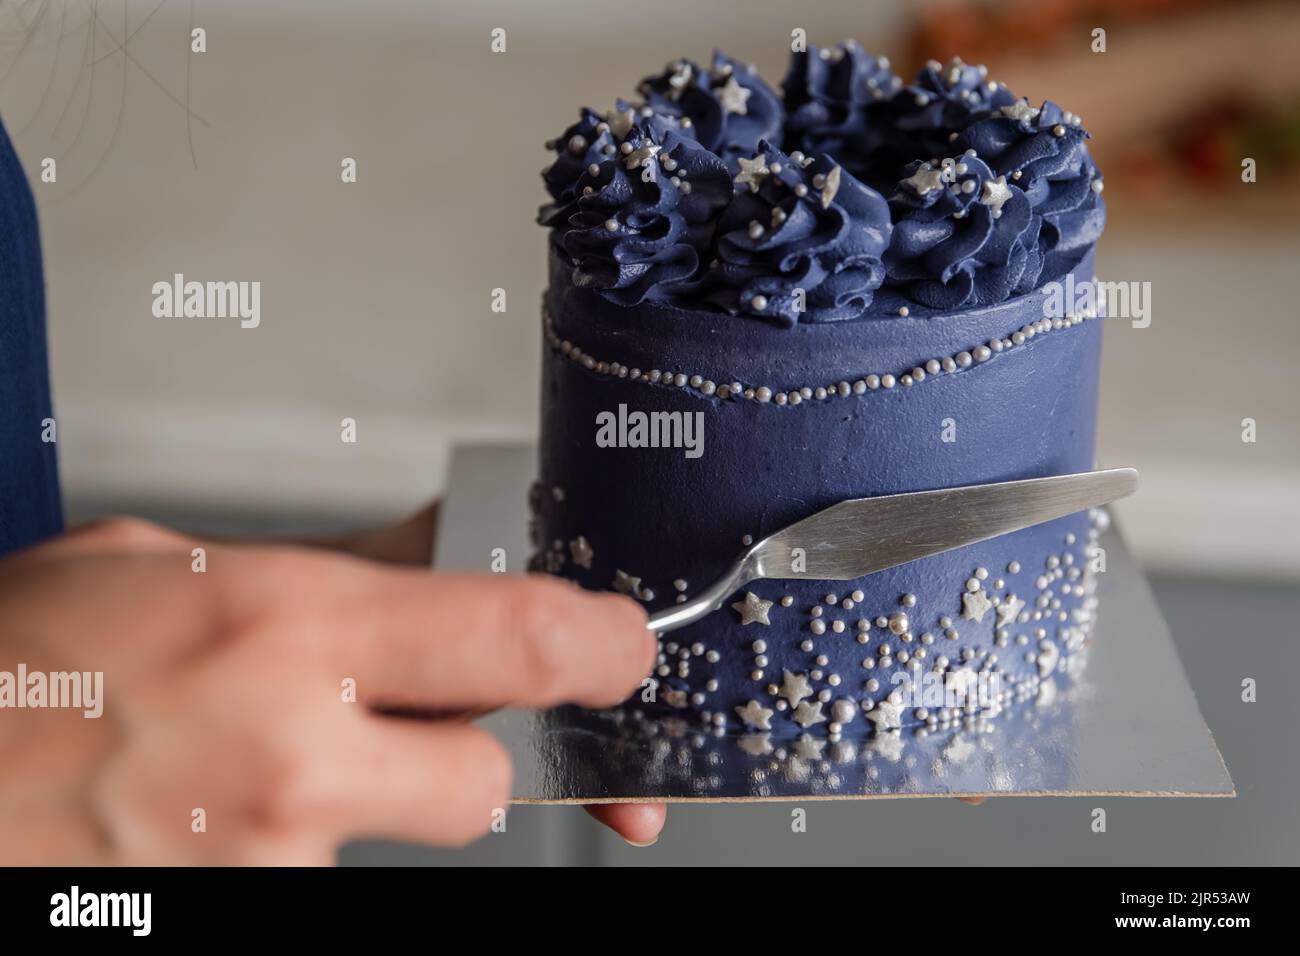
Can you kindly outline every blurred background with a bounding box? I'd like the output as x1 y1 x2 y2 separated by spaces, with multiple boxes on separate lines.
0 0 1296 864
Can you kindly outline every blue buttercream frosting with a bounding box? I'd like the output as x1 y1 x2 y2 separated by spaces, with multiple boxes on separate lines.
954 99 1105 282
539 43 1105 322
534 245 1105 738
711 143 891 326
889 57 1019 162
637 52 784 168
780 41 899 177
884 153 1042 310
558 124 733 307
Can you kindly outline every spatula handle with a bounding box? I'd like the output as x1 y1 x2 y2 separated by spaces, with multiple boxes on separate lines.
645 555 753 633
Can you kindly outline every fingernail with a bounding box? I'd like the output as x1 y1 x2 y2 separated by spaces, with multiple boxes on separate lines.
624 836 658 848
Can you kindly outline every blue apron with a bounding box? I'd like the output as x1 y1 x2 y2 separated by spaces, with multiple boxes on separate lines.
0 117 63 557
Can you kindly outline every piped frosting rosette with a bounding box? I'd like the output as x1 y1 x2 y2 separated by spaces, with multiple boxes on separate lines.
955 99 1105 280
540 104 692 228
889 57 1018 163
884 153 1042 310
710 143 892 326
638 52 783 168
780 40 900 178
556 122 733 306
539 107 617 228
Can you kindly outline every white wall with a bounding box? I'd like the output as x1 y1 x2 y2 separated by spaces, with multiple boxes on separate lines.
0 0 1295 577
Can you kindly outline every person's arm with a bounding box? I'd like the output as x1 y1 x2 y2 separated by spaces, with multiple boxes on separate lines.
0 517 659 864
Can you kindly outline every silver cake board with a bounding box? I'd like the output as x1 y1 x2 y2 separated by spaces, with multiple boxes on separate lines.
436 444 1234 803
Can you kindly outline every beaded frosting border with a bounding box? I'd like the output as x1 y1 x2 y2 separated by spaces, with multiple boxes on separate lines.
543 303 1100 404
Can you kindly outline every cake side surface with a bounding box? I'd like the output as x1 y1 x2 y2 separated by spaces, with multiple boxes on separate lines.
533 250 1104 737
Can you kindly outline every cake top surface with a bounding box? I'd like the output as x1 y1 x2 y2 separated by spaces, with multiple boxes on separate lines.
539 42 1105 325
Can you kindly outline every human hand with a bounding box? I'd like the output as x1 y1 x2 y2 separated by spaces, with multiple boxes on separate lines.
0 518 655 864
312 502 669 847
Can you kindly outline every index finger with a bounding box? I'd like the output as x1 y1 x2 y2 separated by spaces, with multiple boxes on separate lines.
328 569 656 712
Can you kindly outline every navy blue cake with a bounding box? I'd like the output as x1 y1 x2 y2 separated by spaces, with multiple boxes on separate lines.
532 43 1107 741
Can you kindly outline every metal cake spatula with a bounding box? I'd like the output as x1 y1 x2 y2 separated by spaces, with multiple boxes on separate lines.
645 467 1138 633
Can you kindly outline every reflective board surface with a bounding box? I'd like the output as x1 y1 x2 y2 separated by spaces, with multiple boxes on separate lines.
438 445 1233 802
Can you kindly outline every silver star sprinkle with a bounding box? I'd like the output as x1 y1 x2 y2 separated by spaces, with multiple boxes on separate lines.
569 536 593 569
662 688 688 709
734 153 769 193
731 590 774 626
714 75 751 115
623 142 661 171
979 175 1012 217
613 570 642 597
606 107 635 140
665 60 693 101
735 699 774 730
820 164 842 208
961 588 993 623
792 700 827 728
778 669 813 708
999 99 1040 124
902 164 945 196
867 695 905 732
995 593 1025 628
